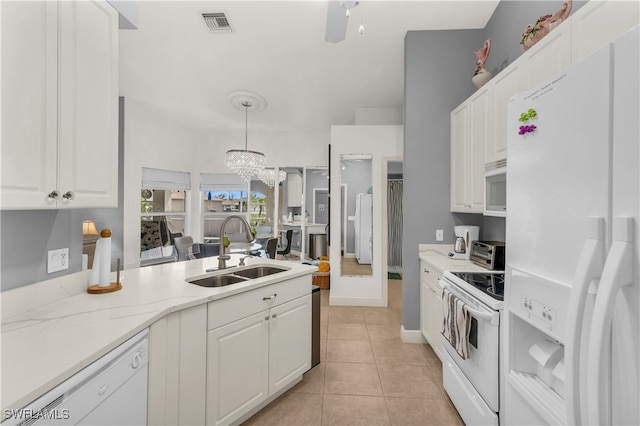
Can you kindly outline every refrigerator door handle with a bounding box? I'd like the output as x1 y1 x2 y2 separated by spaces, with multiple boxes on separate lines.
565 216 605 425
587 217 635 426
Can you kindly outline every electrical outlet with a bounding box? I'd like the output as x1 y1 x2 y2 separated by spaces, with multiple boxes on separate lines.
47 248 69 273
436 229 444 241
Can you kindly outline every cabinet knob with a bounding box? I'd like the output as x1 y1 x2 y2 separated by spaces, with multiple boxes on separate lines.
265 316 270 321
48 190 60 200
62 191 75 200
424 268 429 273
272 314 277 319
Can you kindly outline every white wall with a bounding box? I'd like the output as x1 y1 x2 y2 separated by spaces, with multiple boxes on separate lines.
123 100 330 267
329 125 403 306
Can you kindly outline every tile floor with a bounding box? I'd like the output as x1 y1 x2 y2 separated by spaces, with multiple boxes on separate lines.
243 279 464 425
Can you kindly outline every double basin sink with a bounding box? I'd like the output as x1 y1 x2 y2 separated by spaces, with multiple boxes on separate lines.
187 264 289 287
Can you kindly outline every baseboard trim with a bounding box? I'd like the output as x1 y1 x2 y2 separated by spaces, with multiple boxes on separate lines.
400 326 427 344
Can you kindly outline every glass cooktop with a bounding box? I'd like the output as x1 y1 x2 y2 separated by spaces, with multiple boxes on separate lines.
449 272 505 301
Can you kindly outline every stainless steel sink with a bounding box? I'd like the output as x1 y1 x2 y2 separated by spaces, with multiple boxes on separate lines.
187 264 290 288
232 266 288 279
188 274 249 287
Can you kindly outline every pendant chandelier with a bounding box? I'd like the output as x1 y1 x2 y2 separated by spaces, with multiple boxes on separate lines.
257 168 286 188
225 100 266 181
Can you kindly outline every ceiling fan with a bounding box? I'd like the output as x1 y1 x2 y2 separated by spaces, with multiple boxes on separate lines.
325 1 359 43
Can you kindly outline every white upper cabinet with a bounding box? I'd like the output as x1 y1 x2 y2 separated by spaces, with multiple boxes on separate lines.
1 0 119 210
522 19 572 88
287 173 303 207
451 85 488 214
486 61 526 166
571 0 640 64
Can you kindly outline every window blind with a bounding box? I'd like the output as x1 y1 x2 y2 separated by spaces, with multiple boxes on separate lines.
142 167 191 190
200 173 248 192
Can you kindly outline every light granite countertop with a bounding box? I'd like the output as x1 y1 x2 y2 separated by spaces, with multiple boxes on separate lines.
0 255 315 412
418 244 490 274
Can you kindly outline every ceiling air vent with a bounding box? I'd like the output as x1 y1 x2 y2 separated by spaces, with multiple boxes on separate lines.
202 12 232 32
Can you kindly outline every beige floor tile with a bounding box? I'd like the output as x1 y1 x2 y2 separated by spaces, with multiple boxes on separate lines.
322 394 391 425
293 363 325 394
366 323 401 341
242 391 322 426
428 365 444 392
327 322 369 340
371 339 429 366
388 280 403 311
363 307 401 325
377 364 444 399
320 317 328 339
326 339 374 363
320 338 327 362
327 306 365 324
419 343 442 366
385 397 463 425
323 362 383 396
321 289 330 307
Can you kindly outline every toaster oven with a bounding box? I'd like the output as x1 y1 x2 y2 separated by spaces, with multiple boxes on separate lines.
470 241 506 270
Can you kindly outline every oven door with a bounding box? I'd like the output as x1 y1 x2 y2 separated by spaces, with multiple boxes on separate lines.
440 278 500 412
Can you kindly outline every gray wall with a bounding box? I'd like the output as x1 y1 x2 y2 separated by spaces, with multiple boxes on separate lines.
402 1 586 330
1 98 126 291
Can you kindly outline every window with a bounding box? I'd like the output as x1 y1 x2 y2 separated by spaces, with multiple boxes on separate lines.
140 167 190 252
201 173 250 243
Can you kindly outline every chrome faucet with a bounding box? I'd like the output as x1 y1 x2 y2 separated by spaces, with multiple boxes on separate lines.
238 255 253 266
218 215 253 270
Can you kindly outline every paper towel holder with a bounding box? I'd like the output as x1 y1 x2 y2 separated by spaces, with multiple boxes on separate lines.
88 230 122 294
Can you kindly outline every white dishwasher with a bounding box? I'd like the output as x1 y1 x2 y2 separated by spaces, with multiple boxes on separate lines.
4 329 149 426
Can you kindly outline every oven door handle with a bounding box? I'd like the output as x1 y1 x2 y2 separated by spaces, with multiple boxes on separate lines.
440 281 499 326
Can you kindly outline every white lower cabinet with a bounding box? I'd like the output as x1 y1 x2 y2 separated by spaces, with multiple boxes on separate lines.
207 311 270 426
148 304 208 426
206 277 311 426
420 260 444 361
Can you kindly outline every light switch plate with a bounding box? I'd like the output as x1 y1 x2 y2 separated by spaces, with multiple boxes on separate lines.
436 229 444 241
48 248 69 273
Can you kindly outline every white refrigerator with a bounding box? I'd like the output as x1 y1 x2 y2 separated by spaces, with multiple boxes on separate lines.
354 193 372 264
503 26 639 426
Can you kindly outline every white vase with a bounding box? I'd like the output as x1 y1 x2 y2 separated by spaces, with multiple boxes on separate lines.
472 69 492 89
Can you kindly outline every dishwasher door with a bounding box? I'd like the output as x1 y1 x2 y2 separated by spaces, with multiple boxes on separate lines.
3 329 149 426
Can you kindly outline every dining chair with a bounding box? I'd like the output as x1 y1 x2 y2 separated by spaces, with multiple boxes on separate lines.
277 230 293 259
173 236 194 261
266 238 278 259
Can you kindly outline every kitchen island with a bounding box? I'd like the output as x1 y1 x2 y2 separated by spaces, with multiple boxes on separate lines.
0 255 315 424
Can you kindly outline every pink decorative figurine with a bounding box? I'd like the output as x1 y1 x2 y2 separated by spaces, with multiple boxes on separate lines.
472 39 492 89
521 0 572 50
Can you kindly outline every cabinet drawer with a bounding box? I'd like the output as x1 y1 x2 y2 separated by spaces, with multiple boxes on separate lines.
420 261 443 288
208 276 311 330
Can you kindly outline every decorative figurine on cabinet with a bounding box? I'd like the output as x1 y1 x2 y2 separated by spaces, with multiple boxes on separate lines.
472 39 492 89
520 0 572 51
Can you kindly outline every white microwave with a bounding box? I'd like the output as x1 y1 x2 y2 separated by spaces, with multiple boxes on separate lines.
484 166 506 217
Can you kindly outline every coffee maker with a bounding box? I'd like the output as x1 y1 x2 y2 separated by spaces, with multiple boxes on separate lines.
448 225 480 260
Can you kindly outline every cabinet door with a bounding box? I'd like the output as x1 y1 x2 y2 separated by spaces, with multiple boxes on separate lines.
1 1 58 209
287 174 303 207
420 281 430 340
571 0 640 64
149 305 207 426
487 63 526 165
467 86 491 213
523 20 571 88
58 0 119 208
268 294 311 395
207 311 269 426
427 286 444 361
450 103 468 212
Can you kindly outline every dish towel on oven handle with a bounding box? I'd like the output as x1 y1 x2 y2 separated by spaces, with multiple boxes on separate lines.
441 288 472 359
